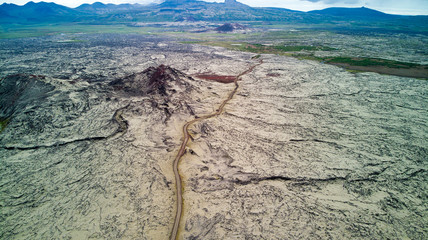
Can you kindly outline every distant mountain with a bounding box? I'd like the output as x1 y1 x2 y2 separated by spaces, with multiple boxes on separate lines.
0 1 83 23
309 7 394 19
75 2 144 14
0 4 16 20
0 1 427 33
152 0 302 22
308 6 428 34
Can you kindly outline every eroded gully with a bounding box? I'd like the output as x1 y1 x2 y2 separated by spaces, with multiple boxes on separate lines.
170 60 263 240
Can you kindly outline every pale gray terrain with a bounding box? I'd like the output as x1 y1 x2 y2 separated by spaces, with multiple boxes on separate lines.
0 34 427 239
181 54 427 239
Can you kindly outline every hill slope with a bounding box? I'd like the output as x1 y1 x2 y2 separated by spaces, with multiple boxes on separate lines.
0 1 85 23
0 1 427 33
309 7 394 19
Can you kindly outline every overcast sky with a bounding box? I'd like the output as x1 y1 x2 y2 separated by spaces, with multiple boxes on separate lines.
1 0 427 15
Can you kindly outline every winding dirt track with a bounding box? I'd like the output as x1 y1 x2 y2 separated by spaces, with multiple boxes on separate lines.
170 60 262 240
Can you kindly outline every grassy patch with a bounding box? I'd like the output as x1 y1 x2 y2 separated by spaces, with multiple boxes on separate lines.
179 41 203 44
274 45 336 52
0 118 9 133
292 54 320 61
321 57 420 69
189 41 336 55
346 69 366 74
298 55 428 78
0 23 257 40
292 55 426 70
0 24 159 39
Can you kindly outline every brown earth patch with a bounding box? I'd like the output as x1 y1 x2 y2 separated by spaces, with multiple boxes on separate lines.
195 74 237 83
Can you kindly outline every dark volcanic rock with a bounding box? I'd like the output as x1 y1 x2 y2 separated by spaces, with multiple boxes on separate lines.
0 74 54 120
215 23 247 32
0 73 122 148
109 65 193 96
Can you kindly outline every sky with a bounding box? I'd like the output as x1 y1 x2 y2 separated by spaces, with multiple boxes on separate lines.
1 0 427 15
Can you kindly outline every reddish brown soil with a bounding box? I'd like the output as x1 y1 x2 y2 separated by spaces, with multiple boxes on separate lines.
195 74 237 83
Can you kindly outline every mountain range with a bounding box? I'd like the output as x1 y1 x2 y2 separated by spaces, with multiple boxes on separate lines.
1 0 427 33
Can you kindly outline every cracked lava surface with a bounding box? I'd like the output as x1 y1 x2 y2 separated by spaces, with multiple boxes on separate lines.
0 35 426 239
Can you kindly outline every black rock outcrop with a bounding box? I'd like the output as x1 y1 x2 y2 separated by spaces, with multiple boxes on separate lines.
215 23 247 32
0 74 54 120
109 65 193 96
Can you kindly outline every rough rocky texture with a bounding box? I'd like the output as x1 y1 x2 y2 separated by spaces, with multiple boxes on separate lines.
109 65 194 97
181 54 428 239
0 36 242 238
215 23 248 33
0 34 427 239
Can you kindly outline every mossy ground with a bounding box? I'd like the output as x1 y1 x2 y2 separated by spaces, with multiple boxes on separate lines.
187 41 336 55
321 57 421 69
0 24 159 39
0 118 9 133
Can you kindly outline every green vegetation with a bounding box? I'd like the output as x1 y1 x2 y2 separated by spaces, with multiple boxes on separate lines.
181 41 427 78
180 41 203 44
0 24 160 39
289 53 426 70
251 29 335 41
346 69 366 74
166 31 258 41
293 55 427 78
321 57 420 69
274 45 336 52
0 118 9 133
190 41 336 55
292 54 320 61
0 23 259 40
